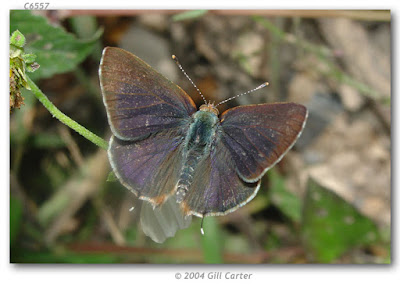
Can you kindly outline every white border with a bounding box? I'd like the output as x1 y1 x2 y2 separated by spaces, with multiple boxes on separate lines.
3 2 397 285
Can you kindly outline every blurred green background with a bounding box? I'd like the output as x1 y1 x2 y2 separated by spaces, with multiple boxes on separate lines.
9 10 391 263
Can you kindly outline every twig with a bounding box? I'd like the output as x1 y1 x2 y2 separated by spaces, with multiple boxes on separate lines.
38 150 108 244
67 242 305 263
58 125 85 168
92 196 127 246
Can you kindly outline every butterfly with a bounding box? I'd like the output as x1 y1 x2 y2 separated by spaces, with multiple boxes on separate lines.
99 47 307 225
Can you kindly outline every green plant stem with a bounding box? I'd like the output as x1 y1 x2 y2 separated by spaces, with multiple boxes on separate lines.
26 75 108 150
201 217 223 263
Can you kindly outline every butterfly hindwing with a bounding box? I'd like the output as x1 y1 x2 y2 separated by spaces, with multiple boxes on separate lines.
140 194 192 243
220 103 308 183
109 127 188 205
181 137 260 217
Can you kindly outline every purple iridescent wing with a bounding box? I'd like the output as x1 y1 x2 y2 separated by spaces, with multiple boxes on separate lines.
109 127 188 205
99 47 197 140
181 139 260 217
220 103 308 183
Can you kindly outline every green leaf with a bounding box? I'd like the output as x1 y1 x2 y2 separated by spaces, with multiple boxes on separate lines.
10 10 102 80
106 171 118 182
9 45 23 58
10 196 23 247
10 30 25 47
172 10 208 21
21 53 36 63
268 170 302 223
26 62 40 72
302 178 380 263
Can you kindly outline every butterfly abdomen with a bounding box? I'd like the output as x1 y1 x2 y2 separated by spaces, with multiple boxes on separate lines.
176 110 219 203
176 151 200 202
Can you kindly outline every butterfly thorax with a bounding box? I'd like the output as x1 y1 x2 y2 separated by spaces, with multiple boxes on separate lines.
176 110 219 203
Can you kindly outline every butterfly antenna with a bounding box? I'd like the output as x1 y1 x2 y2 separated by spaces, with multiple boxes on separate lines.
172 55 208 105
200 216 205 236
215 81 269 107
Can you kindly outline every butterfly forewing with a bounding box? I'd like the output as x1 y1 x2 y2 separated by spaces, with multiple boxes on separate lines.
99 47 197 141
220 103 308 183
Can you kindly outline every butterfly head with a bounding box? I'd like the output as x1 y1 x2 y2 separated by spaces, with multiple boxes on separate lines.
199 103 219 116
